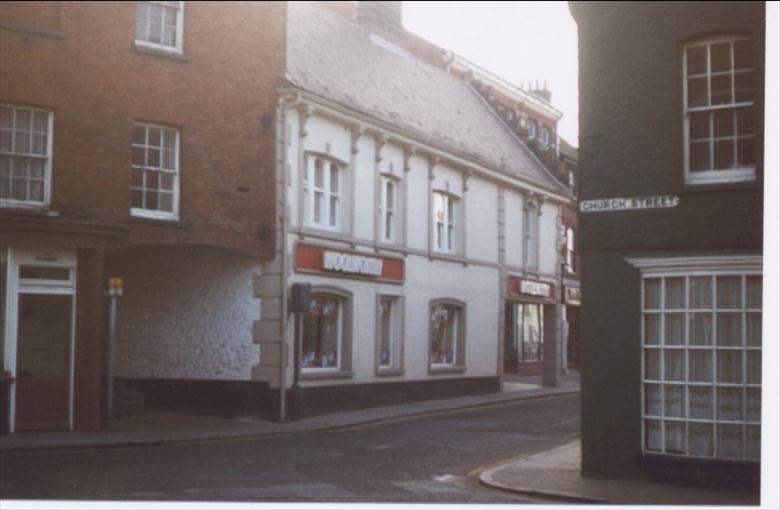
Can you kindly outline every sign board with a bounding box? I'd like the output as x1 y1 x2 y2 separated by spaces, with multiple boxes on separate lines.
508 276 555 300
107 277 123 296
294 243 404 284
565 286 581 305
580 195 679 213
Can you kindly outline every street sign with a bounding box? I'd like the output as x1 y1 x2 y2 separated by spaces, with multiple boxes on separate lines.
580 195 679 213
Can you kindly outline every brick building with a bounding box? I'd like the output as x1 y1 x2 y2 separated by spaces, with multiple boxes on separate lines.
572 1 764 492
1 1 285 431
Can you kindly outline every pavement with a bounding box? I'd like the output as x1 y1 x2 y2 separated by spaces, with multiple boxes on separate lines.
1 370 758 505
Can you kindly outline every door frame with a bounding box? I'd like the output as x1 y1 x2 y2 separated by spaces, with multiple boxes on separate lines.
2 246 77 433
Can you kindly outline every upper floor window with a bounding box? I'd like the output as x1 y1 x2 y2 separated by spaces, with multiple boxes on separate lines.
540 126 551 148
433 191 456 254
523 202 540 270
379 176 396 243
131 122 179 220
135 1 184 54
565 227 576 274
527 120 537 140
303 155 341 231
684 36 755 184
0 104 52 208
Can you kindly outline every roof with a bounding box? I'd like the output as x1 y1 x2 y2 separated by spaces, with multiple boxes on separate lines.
559 137 579 163
285 2 569 196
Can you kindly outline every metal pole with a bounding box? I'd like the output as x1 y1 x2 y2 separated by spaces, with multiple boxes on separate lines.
103 294 116 432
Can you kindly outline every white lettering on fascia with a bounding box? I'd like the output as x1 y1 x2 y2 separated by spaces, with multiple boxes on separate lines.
520 280 551 297
580 195 679 213
323 251 383 276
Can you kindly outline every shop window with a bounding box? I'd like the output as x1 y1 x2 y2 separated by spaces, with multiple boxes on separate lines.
376 295 403 374
684 36 755 184
506 302 544 363
131 122 179 220
303 154 342 231
429 300 466 372
641 273 761 460
433 191 457 254
1 104 52 208
135 1 184 54
300 289 352 376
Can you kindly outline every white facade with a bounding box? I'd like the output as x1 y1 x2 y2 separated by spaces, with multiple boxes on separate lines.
252 95 570 402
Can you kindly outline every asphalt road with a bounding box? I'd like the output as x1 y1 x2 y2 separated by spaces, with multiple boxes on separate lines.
1 393 580 503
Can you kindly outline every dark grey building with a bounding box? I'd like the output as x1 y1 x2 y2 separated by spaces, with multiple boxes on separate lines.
571 2 764 490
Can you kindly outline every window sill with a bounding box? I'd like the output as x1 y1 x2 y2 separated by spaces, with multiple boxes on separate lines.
376 368 404 377
130 214 186 228
300 369 353 381
428 365 466 375
0 201 52 214
685 168 756 187
134 41 188 62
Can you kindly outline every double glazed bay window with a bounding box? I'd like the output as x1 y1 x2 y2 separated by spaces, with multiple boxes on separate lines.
430 301 465 370
136 1 184 54
304 155 341 230
684 36 755 183
1 104 52 207
131 123 179 220
433 191 456 254
642 273 761 460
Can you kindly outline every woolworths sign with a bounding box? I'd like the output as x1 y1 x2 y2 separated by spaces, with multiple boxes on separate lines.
323 251 384 276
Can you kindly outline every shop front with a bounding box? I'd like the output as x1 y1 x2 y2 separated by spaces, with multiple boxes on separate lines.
504 275 556 375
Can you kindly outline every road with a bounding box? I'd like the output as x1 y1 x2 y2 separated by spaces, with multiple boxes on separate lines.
1 393 580 503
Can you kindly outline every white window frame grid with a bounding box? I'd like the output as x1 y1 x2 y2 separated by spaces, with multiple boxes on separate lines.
433 191 456 254
523 204 540 270
301 294 344 372
379 175 398 243
303 154 341 231
430 303 459 368
0 104 53 209
135 1 185 55
640 272 761 461
131 122 180 221
683 35 755 185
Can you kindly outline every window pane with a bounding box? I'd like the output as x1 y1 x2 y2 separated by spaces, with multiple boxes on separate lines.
385 211 393 241
314 192 322 223
745 313 761 347
686 45 707 75
158 192 172 212
689 276 712 309
734 72 753 103
710 74 732 105
665 313 685 345
132 146 145 167
145 189 158 210
386 181 393 209
717 350 742 384
746 426 760 461
689 111 710 140
716 276 742 309
736 107 753 136
745 276 761 308
746 351 761 384
136 2 148 41
162 148 175 170
716 313 742 346
162 24 175 47
733 39 751 70
665 385 685 418
314 159 323 188
687 77 708 107
665 277 685 309
689 350 713 382
447 197 454 223
717 425 743 459
147 126 161 147
689 141 710 171
0 128 11 152
713 140 734 170
644 348 661 380
146 170 160 190
665 421 686 454
717 386 743 421
31 133 47 157
379 299 393 367
29 179 43 201
29 159 44 179
147 147 160 168
644 279 661 309
645 384 662 416
712 109 735 137
665 350 685 381
15 108 30 131
14 129 30 153
329 164 338 193
710 42 731 73
644 314 661 345
431 304 457 365
329 196 338 227
447 225 454 252
645 420 662 452
736 138 754 167
131 188 144 208
689 423 714 457
746 388 761 422
0 106 13 128
161 172 174 191
689 386 713 419
301 296 341 369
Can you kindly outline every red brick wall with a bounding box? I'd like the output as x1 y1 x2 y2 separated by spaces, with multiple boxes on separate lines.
0 1 285 257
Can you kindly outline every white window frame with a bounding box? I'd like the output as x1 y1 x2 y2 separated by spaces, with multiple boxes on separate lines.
131 122 180 221
631 256 762 461
0 104 53 209
135 1 185 55
523 203 540 270
299 288 353 378
527 120 537 140
433 191 456 254
429 300 466 372
303 154 342 231
379 175 398 243
540 126 551 149
683 35 755 185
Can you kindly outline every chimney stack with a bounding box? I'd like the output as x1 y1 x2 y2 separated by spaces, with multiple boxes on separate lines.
356 1 404 40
